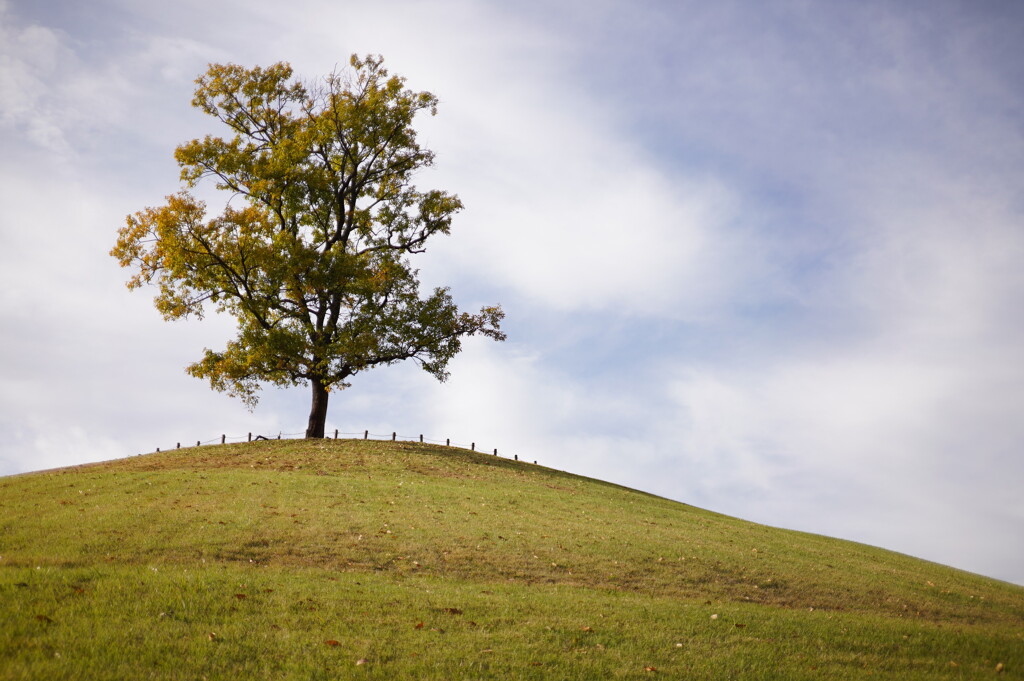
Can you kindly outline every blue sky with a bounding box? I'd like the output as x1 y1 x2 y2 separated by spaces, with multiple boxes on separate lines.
2 0 1023 585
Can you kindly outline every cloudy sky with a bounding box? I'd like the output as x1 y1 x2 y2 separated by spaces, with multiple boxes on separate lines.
2 0 1023 585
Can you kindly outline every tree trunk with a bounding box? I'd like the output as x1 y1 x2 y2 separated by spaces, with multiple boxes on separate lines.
305 378 329 438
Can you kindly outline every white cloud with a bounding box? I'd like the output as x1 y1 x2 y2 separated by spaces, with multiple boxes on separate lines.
420 342 572 452
652 161 1024 582
0 8 75 154
672 362 1024 584
840 167 1024 342
433 134 744 317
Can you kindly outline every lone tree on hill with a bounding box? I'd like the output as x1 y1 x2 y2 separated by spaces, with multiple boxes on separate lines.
112 55 505 438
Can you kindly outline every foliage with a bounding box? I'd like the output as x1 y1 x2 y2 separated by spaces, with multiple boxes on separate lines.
111 56 503 433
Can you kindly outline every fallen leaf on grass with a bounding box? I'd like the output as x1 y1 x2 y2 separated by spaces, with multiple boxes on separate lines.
581 626 593 632
414 622 424 629
356 658 367 665
996 663 1005 673
208 632 218 641
645 666 658 672
325 640 340 646
735 623 746 628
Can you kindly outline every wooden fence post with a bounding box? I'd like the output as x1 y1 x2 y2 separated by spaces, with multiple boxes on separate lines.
248 432 252 442
364 430 368 439
221 434 226 444
514 454 518 461
419 434 423 443
446 438 450 447
471 442 475 451
196 440 200 447
176 442 180 449
156 447 160 453
493 448 497 456
392 432 396 441
334 429 338 439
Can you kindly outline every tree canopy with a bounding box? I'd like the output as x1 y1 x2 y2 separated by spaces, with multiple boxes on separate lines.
111 55 504 437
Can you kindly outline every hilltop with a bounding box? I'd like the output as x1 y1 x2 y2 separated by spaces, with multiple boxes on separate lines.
1 439 1021 679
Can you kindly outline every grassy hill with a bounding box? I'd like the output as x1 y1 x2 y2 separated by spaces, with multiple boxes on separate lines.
1 439 1021 680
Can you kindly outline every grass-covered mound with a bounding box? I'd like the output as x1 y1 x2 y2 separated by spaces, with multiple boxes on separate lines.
1 439 1021 679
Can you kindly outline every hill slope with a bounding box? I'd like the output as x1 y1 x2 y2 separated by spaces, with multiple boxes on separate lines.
1 439 1021 679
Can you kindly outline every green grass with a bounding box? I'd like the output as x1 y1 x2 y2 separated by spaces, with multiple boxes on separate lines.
1 439 1021 679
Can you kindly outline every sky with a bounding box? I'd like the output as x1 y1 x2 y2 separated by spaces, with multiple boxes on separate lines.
1 0 1023 585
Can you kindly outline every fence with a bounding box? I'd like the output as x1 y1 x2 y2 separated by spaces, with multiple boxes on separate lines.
152 430 536 464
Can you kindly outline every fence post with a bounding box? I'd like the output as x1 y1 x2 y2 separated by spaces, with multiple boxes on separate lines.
493 448 497 456
392 432 396 441
446 438 450 447
196 440 200 447
364 430 368 440
419 434 423 443
156 447 160 453
176 442 180 449
221 434 226 444
248 432 252 442
514 454 518 461
471 442 475 451
277 434 281 440
334 429 338 439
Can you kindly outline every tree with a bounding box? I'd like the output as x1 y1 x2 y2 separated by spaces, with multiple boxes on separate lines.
111 55 505 438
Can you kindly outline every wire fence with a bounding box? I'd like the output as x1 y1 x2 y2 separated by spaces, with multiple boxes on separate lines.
152 429 536 464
